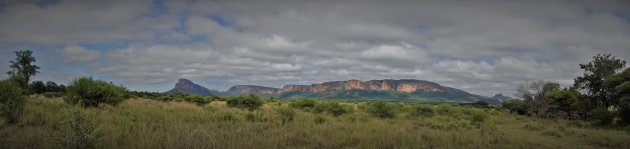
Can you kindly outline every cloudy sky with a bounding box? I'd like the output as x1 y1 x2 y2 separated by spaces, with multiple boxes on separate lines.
1 0 629 97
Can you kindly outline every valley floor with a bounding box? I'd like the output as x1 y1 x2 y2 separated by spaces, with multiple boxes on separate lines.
1 96 629 148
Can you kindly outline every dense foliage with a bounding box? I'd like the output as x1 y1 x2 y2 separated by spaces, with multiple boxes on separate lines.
64 77 128 108
0 79 24 123
365 101 397 119
30 80 66 94
7 50 40 89
227 94 264 111
505 54 630 126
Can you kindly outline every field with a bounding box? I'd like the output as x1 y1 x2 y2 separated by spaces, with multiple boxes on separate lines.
1 96 630 149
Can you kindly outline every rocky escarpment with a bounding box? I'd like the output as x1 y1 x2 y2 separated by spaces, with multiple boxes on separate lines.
279 79 447 93
166 78 501 104
227 85 281 94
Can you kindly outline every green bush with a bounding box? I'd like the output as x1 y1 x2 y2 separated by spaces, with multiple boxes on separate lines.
276 107 295 125
409 105 434 117
366 101 396 119
588 108 614 125
325 102 352 116
502 99 527 115
53 108 101 149
290 99 317 109
313 103 327 113
0 79 25 123
470 109 490 124
64 77 127 108
185 95 211 106
227 94 263 111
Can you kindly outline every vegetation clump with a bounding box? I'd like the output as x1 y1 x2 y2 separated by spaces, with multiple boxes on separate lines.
366 101 397 119
64 77 128 108
0 79 24 123
53 108 101 149
276 107 295 124
227 94 263 111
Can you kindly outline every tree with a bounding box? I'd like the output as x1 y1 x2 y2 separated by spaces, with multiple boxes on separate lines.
545 88 583 118
30 80 47 94
502 99 526 115
605 68 630 124
574 54 626 109
64 77 127 108
0 79 25 123
45 81 60 92
516 80 560 116
7 50 40 89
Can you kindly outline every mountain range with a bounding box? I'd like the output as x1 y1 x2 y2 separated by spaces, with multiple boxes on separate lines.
166 78 506 104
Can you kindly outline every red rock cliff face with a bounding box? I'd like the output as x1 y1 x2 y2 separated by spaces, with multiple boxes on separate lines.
280 79 445 93
308 80 366 92
282 85 311 92
227 85 281 94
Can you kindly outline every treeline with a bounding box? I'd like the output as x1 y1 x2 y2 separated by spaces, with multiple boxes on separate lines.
503 54 630 126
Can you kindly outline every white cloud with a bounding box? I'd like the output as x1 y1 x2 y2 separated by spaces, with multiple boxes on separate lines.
360 44 430 67
59 45 101 63
2 0 629 96
0 0 178 45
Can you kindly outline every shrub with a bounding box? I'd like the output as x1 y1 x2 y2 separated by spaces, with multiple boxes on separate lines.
366 101 397 119
64 77 127 108
470 109 489 124
227 94 263 111
186 95 210 106
502 99 527 115
290 99 317 109
313 103 327 113
53 108 101 149
471 100 489 108
409 105 434 117
588 108 614 125
0 79 24 123
325 102 352 116
276 107 295 125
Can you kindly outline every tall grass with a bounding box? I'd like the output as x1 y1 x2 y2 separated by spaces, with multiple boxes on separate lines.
1 96 629 148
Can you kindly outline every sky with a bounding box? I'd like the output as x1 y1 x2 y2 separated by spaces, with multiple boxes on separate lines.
1 0 629 97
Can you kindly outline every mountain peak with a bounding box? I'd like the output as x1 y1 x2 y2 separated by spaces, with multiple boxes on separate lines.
491 93 512 102
166 78 217 96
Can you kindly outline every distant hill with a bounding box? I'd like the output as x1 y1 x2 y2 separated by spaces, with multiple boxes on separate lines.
167 78 501 104
226 85 281 95
164 79 219 96
273 79 500 104
490 93 513 102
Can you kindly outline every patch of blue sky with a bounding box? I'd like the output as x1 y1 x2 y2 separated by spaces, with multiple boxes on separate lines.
146 0 168 17
613 11 630 24
33 0 59 8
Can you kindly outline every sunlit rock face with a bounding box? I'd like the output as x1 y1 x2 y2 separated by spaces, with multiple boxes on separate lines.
227 85 281 94
277 79 446 93
281 85 311 92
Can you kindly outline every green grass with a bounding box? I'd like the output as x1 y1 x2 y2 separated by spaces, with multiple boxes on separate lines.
1 96 630 148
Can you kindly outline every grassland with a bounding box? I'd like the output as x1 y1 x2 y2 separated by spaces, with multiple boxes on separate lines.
1 96 630 149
